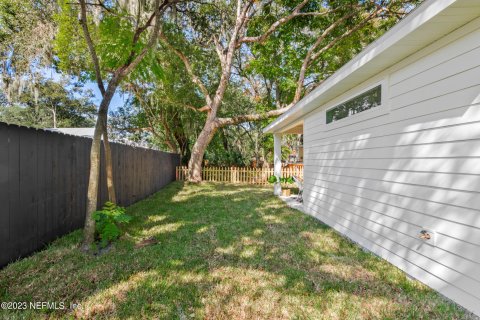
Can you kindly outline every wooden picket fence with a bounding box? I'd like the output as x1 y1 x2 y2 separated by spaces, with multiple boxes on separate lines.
176 165 303 184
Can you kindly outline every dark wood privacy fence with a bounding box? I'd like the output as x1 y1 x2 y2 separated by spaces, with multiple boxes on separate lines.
0 122 180 267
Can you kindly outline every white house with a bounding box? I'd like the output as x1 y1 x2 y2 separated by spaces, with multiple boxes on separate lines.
47 127 95 137
264 0 480 315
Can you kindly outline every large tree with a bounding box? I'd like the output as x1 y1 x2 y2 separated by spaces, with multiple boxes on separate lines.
113 47 261 165
119 50 205 160
157 0 419 181
55 0 177 251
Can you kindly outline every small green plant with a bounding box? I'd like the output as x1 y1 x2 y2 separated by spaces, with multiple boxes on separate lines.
268 175 294 184
282 176 294 184
93 202 132 248
267 175 278 183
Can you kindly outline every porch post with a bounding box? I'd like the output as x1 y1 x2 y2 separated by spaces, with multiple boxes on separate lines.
273 133 282 196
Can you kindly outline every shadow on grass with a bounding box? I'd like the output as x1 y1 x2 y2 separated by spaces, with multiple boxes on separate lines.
0 182 466 319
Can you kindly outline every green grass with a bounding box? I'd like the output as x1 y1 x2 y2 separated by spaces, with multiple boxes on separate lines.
0 182 468 319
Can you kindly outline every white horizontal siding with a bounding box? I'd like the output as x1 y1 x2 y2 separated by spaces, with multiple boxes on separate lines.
390 26 480 86
390 66 480 110
302 20 480 315
304 184 480 246
304 179 480 252
304 157 480 175
307 120 480 152
307 86 480 138
303 196 480 291
303 198 480 315
304 165 480 193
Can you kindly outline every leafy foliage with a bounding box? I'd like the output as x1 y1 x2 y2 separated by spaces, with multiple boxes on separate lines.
3 0 423 169
54 0 165 82
267 175 277 184
0 0 57 101
0 77 96 128
93 202 132 248
53 0 91 79
0 0 56 74
111 0 422 169
268 175 294 184
246 0 421 108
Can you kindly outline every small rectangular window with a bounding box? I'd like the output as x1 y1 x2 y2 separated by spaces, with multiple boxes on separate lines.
326 85 382 124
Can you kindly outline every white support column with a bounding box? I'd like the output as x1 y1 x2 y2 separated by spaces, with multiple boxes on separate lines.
273 133 282 196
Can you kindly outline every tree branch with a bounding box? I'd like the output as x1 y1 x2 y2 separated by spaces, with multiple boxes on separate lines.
186 104 211 112
216 104 293 127
129 83 177 150
208 0 251 114
78 0 105 96
310 8 384 63
159 33 213 106
294 5 386 103
293 9 358 103
132 10 157 45
212 35 226 68
120 0 165 78
238 0 316 46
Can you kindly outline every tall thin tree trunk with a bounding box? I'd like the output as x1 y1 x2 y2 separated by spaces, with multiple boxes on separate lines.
187 119 218 182
52 107 57 128
82 83 118 251
82 116 105 251
78 0 164 252
102 119 116 204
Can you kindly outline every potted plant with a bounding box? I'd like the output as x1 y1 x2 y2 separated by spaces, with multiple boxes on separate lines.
268 175 294 196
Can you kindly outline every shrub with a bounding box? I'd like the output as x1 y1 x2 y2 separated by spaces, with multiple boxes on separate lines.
93 202 132 248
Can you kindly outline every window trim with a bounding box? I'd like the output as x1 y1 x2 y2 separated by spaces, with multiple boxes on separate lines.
324 79 389 130
325 85 381 124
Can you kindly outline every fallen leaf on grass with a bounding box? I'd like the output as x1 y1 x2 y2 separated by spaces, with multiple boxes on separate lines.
135 237 159 248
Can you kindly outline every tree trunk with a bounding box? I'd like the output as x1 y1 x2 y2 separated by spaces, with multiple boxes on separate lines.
52 107 57 128
171 116 190 162
187 118 218 182
221 128 230 152
102 119 116 204
81 83 118 251
173 128 189 162
81 116 104 251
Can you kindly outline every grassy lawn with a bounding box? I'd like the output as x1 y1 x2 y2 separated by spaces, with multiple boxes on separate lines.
0 182 467 319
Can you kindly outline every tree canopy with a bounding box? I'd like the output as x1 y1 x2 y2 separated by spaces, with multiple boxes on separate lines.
1 0 422 168
0 0 56 100
105 0 421 171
